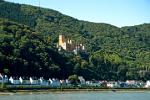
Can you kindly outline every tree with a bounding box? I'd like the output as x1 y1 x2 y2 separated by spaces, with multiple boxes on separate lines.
68 75 79 86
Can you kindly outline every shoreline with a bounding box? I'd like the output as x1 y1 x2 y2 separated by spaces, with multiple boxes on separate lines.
0 88 150 95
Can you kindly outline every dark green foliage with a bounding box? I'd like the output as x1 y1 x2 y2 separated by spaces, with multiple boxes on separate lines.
0 18 74 79
68 75 79 85
0 1 150 80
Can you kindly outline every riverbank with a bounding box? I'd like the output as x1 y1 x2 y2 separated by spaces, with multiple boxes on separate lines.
1 88 150 95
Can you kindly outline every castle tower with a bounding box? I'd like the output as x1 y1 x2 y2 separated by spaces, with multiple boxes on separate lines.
58 35 67 50
59 35 65 46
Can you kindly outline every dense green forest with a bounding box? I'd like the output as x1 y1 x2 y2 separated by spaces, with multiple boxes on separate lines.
0 0 150 80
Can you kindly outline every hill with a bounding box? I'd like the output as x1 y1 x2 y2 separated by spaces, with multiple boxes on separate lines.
0 0 150 80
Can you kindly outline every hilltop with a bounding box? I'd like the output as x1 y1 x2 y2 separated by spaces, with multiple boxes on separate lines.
0 0 150 80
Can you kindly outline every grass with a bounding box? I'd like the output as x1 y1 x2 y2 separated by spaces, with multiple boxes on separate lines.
0 84 150 93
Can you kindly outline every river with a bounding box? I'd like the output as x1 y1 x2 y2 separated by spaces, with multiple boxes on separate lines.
0 91 150 100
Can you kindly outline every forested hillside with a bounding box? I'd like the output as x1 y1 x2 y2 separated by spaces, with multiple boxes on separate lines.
0 0 150 80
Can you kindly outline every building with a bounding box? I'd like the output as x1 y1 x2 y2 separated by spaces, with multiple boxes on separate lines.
145 81 150 88
58 35 85 54
78 76 86 85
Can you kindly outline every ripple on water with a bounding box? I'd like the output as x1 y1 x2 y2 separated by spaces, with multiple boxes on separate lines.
0 91 150 100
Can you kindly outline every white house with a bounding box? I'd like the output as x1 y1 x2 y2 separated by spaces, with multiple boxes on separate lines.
78 76 86 84
39 77 49 86
107 82 119 88
9 77 14 84
0 75 8 83
19 77 23 84
0 74 4 83
39 77 43 84
145 81 150 88
50 78 61 87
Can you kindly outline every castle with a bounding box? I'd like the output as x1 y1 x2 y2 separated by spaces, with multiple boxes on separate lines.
57 35 85 54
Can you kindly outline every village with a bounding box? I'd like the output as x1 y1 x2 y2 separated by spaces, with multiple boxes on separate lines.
0 74 150 89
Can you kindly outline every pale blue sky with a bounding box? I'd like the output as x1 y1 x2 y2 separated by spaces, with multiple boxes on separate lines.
5 0 150 27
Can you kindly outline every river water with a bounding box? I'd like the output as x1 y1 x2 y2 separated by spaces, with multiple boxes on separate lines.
0 91 150 100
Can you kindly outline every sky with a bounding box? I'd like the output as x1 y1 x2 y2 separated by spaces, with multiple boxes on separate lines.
5 0 150 27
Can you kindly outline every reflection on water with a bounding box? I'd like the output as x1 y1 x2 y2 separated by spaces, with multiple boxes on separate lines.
0 91 150 100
